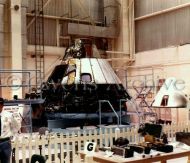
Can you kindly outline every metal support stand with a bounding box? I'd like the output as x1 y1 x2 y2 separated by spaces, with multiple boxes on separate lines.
119 99 128 125
98 100 120 127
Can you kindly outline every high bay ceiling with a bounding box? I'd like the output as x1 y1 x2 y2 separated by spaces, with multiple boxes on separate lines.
27 0 121 46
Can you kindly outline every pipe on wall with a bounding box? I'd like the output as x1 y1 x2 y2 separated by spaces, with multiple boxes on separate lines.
130 0 135 59
126 61 190 69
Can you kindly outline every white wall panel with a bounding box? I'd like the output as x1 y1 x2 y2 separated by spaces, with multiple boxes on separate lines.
164 11 177 47
176 8 189 45
152 0 163 13
180 0 190 4
27 18 56 46
131 44 190 98
150 16 164 50
135 2 190 52
135 0 190 17
135 0 152 17
165 0 178 8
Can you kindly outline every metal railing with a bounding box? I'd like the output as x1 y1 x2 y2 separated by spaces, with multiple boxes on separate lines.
119 99 128 125
0 69 43 98
98 100 119 127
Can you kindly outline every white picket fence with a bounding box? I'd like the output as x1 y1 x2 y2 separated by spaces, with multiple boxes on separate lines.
11 122 190 163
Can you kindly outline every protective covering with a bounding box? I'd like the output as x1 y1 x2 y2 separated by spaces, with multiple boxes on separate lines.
152 77 188 108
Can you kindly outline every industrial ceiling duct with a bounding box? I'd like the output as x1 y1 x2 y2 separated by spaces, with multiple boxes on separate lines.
152 77 188 108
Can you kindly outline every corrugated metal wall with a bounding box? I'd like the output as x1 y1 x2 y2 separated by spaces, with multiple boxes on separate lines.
135 0 190 52
27 18 57 46
27 0 104 22
27 0 105 46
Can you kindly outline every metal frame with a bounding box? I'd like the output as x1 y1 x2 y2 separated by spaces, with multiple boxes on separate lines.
4 99 44 133
0 70 32 93
0 69 42 96
98 100 120 127
0 70 45 133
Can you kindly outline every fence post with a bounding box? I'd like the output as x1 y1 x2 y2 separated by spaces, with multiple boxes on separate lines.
15 124 190 163
115 127 120 140
84 154 94 163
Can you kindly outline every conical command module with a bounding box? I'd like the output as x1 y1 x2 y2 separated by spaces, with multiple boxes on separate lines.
29 39 131 129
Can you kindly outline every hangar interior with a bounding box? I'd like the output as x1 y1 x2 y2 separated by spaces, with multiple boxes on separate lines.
0 0 189 125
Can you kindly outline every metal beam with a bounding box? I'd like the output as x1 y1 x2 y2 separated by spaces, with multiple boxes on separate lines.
56 19 60 47
106 51 130 55
26 13 102 24
27 0 52 29
135 2 190 21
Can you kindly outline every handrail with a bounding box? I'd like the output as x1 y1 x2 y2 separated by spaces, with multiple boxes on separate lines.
0 69 43 98
119 99 128 125
98 100 119 127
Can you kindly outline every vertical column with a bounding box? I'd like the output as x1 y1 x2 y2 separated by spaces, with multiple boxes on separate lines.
0 3 3 68
56 19 60 47
10 0 23 98
122 0 130 53
111 0 130 52
188 155 190 163
113 0 135 56
129 0 135 58
0 3 4 97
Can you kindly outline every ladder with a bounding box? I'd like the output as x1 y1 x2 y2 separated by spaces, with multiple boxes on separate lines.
134 86 157 123
34 0 45 89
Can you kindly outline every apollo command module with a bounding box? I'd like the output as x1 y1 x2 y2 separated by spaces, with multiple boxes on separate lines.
29 39 131 129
